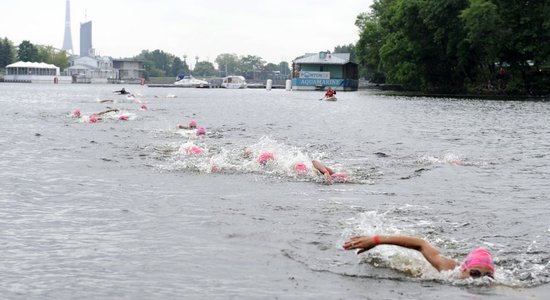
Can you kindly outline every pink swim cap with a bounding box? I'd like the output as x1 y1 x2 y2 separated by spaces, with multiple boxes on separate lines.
72 109 81 117
189 120 197 128
141 104 148 110
258 152 274 165
460 248 494 272
187 146 204 154
89 117 97 123
119 115 129 120
196 127 206 135
294 163 308 174
330 173 349 182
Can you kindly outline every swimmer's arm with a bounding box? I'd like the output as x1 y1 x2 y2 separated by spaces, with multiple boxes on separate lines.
343 235 458 271
312 160 334 184
96 108 119 115
312 160 334 174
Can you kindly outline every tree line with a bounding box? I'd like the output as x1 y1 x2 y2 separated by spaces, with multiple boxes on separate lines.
135 50 291 80
0 37 291 81
0 38 70 71
354 0 550 95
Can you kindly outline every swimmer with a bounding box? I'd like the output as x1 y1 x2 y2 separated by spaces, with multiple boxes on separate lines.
186 146 204 155
114 88 129 95
72 109 81 117
178 120 197 129
258 152 274 166
86 109 120 123
343 235 495 279
196 127 206 136
140 104 148 110
312 159 348 184
294 163 308 175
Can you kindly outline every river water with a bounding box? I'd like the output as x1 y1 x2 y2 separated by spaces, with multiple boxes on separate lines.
1 83 549 299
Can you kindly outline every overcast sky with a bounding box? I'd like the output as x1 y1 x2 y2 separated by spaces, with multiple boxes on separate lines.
2 0 373 67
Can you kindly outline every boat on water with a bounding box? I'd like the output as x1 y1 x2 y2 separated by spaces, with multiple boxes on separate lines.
174 74 210 88
221 75 247 89
325 96 337 101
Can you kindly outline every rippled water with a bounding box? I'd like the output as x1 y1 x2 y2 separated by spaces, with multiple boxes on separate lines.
1 83 549 299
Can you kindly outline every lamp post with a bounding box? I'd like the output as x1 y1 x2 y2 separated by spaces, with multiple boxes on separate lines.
183 54 188 74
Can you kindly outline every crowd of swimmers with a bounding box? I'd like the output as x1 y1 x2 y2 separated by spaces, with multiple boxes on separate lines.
70 87 497 282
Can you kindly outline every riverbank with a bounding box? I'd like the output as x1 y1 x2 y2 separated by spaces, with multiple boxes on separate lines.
359 81 549 100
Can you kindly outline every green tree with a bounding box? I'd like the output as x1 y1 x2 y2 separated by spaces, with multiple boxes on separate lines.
239 55 265 79
215 53 240 76
171 57 185 76
192 61 216 77
334 44 356 62
356 0 550 94
17 40 39 62
36 45 69 69
356 0 471 91
493 0 550 93
278 61 290 76
0 37 16 68
355 12 386 82
50 50 69 69
136 49 178 77
459 0 502 87
264 63 279 73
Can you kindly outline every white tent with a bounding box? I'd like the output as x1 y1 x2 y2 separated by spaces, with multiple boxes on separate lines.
6 61 60 76
4 61 69 83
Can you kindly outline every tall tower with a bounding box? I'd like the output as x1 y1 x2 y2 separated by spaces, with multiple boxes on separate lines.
80 21 93 57
62 0 73 54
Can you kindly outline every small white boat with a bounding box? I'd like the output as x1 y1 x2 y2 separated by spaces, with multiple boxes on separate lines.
325 96 337 101
174 74 209 88
221 75 247 89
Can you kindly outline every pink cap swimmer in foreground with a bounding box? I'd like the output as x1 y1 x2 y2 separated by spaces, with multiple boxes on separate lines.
460 248 494 278
343 235 495 279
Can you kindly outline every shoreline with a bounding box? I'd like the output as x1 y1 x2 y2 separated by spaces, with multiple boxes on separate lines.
360 86 549 100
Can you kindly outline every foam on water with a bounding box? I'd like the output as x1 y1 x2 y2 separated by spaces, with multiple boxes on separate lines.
156 135 371 184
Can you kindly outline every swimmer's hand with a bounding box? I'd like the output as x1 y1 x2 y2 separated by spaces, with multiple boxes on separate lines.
343 236 377 254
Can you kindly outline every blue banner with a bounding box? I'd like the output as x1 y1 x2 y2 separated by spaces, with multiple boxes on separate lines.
292 78 343 87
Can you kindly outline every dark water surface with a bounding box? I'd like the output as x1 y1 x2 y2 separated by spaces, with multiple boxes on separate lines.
1 83 549 299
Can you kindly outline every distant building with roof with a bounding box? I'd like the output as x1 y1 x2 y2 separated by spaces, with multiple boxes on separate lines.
291 51 358 91
64 55 117 83
112 59 146 84
4 61 70 83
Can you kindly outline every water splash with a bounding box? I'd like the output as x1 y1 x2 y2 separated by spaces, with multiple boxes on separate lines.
155 136 370 183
